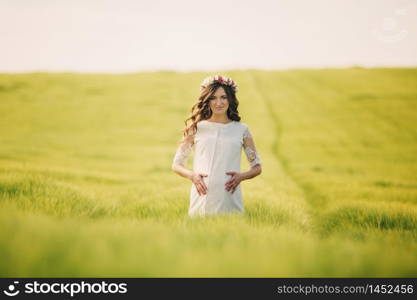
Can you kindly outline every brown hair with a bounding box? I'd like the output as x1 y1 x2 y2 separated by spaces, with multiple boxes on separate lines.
181 82 241 141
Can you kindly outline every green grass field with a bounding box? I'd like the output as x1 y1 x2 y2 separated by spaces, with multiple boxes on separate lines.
0 68 416 277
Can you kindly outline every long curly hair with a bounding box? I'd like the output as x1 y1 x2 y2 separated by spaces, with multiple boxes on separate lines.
181 82 241 141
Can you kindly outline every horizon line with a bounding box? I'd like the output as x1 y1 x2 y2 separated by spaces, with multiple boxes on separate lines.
1 64 417 75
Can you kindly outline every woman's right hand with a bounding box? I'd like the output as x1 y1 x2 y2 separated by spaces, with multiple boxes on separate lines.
191 172 208 195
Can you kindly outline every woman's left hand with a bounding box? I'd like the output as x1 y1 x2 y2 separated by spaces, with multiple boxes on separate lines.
225 171 243 194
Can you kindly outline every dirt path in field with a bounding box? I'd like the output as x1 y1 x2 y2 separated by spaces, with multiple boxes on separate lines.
246 71 324 234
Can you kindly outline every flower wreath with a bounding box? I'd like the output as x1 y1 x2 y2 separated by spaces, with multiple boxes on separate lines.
200 75 238 93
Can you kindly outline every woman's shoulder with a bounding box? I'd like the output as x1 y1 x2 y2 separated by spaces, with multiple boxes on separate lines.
196 120 206 129
195 120 209 132
236 121 249 130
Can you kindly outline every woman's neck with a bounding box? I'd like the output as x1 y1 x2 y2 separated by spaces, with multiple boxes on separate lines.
208 115 231 123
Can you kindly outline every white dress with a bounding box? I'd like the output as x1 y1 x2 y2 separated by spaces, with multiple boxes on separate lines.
172 120 262 217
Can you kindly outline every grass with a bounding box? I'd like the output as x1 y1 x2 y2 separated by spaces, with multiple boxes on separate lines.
0 68 416 277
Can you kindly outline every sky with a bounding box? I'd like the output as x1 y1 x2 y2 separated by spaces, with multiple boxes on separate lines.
0 0 416 73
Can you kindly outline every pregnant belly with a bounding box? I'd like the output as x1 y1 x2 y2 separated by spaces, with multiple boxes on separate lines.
207 172 231 191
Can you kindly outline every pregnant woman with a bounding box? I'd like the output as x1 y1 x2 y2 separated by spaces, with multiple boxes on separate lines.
172 75 262 217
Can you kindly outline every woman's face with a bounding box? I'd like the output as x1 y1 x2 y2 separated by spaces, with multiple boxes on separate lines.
208 86 229 116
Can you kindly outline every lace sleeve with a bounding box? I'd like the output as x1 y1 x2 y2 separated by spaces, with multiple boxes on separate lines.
243 126 262 168
172 132 195 168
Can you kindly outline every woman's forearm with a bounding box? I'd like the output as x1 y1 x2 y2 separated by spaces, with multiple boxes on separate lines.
241 164 262 181
172 164 194 181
